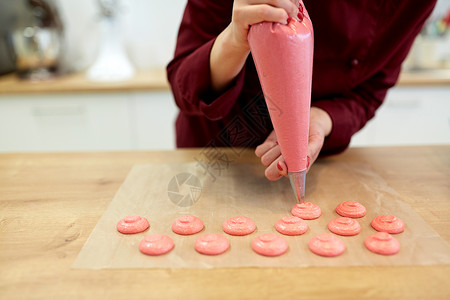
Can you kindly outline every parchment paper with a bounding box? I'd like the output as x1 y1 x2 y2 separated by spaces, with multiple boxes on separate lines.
73 161 450 269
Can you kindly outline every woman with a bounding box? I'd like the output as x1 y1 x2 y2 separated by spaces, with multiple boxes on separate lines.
167 0 436 180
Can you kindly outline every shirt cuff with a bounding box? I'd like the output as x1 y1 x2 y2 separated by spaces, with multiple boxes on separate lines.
311 99 354 155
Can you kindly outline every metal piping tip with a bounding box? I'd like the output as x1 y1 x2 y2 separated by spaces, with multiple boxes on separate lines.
288 171 306 203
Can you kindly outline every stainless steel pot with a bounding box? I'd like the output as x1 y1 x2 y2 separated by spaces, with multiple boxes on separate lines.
6 0 63 80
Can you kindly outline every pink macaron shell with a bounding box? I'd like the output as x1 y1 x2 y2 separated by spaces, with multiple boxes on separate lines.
222 216 256 236
172 215 204 235
335 201 367 218
328 217 361 236
194 233 230 255
371 215 405 234
291 202 321 220
252 233 289 257
308 233 346 257
365 232 400 255
275 216 308 236
116 215 150 234
139 234 174 256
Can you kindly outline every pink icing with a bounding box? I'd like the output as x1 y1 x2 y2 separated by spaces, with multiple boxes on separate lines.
248 2 314 172
275 216 308 235
172 215 204 235
308 233 346 257
222 216 257 236
116 215 149 234
139 234 174 256
194 233 230 255
328 217 361 236
291 202 321 220
371 215 405 234
252 233 289 257
335 201 367 218
365 232 400 255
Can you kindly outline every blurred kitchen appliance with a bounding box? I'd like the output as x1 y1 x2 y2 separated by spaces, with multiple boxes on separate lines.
86 0 135 81
4 0 64 80
0 2 18 75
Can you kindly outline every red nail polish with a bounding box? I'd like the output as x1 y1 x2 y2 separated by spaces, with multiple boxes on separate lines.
307 156 310 168
275 141 278 145
277 161 283 171
298 3 304 21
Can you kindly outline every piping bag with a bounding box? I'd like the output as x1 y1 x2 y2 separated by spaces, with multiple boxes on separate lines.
248 1 313 203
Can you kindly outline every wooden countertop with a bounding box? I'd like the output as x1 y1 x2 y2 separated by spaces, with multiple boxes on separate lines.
0 68 449 95
0 69 169 95
0 146 449 299
397 68 450 86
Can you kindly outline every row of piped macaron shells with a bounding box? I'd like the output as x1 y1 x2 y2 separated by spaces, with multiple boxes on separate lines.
116 215 288 256
290 201 404 256
116 200 404 257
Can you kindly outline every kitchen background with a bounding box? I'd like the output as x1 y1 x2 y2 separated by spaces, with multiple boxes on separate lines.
0 0 449 152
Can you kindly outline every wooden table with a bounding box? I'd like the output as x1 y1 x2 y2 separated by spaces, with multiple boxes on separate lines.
1 146 449 299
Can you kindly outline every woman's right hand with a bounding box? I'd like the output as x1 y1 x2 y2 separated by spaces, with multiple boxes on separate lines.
230 0 299 50
211 0 299 92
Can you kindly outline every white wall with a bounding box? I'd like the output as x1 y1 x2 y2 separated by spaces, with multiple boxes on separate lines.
55 0 187 72
56 0 449 72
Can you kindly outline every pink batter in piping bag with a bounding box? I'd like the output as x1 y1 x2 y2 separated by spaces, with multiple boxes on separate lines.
248 1 313 203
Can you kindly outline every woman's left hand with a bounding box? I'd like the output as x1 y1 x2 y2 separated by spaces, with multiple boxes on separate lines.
255 106 332 180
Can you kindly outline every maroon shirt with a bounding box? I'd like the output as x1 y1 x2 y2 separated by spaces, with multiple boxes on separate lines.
167 0 436 155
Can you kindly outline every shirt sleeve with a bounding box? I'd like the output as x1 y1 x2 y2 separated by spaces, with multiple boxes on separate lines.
166 0 246 121
311 1 437 155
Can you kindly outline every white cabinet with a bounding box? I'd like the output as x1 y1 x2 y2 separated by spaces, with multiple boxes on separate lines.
0 86 448 152
0 91 178 152
0 93 132 152
350 85 450 147
130 91 178 150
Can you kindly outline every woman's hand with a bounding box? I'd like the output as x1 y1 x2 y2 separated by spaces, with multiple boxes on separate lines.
255 107 333 180
230 0 299 50
210 0 299 92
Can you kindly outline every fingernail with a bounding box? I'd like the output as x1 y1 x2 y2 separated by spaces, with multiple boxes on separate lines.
297 3 304 21
277 161 283 171
275 141 278 145
307 156 310 169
